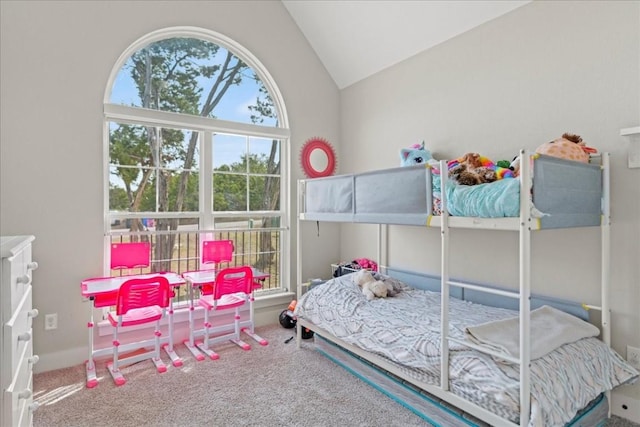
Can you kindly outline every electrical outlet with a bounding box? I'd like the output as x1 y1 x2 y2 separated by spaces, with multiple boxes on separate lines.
627 345 640 370
44 313 58 331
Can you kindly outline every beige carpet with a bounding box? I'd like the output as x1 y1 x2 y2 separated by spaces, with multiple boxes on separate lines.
33 324 638 427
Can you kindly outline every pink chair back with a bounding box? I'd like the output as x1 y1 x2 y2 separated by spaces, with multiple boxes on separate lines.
111 242 151 270
213 266 254 300
202 240 234 266
116 276 171 316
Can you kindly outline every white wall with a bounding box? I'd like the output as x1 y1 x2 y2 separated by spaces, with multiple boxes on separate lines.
0 0 340 370
339 0 639 358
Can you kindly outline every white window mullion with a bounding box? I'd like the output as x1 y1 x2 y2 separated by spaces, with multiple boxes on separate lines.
246 135 251 214
202 131 213 231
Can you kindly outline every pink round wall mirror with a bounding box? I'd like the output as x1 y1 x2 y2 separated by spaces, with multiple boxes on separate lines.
300 137 337 178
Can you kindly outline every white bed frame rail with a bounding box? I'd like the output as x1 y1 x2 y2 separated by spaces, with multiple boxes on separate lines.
296 149 611 426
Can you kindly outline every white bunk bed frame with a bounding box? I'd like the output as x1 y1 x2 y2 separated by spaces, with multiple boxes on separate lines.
295 149 611 427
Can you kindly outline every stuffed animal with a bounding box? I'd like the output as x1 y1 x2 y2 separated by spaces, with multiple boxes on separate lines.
351 269 392 300
535 133 596 163
509 156 521 176
447 152 514 185
400 141 435 167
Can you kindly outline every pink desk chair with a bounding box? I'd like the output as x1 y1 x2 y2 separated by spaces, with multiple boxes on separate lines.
110 242 182 367
83 242 183 388
107 275 171 386
196 266 254 360
182 240 234 360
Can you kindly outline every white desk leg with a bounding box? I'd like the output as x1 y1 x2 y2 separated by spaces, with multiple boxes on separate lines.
183 280 205 361
162 293 183 367
85 298 99 388
241 290 268 346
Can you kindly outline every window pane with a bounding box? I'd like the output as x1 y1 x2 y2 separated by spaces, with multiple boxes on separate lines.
161 129 200 171
213 134 246 170
110 38 278 126
109 122 153 167
109 166 157 212
249 138 280 174
213 173 247 211
164 169 199 212
249 176 280 211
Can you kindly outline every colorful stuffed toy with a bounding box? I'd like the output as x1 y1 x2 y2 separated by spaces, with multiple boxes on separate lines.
400 141 435 167
535 133 596 163
447 152 514 185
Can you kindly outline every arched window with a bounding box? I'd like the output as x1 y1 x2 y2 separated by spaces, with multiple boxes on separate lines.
104 27 290 298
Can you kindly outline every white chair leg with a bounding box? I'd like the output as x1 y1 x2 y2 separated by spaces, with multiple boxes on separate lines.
230 307 251 351
196 309 220 360
151 320 167 373
85 311 99 388
183 293 205 361
107 324 126 386
162 303 182 367
241 295 268 346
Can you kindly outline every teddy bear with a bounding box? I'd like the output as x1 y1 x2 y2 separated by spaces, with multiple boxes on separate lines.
351 269 393 300
400 141 437 167
535 133 596 163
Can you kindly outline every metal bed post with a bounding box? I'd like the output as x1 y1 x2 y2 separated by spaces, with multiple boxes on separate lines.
296 179 304 348
601 153 612 416
439 159 451 391
519 149 532 427
377 224 382 272
601 152 611 347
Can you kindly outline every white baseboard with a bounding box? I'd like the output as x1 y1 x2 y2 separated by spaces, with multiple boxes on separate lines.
34 292 293 374
34 346 89 374
611 383 640 424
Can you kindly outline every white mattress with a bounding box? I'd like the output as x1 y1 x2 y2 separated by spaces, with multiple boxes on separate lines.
295 274 638 427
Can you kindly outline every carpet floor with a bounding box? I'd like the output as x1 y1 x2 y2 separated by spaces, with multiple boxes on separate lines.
33 324 639 427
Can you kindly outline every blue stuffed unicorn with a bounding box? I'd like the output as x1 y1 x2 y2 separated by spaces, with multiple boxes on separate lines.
399 141 434 167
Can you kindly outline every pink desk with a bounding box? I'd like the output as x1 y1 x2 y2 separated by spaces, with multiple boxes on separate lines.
181 268 269 360
81 272 185 388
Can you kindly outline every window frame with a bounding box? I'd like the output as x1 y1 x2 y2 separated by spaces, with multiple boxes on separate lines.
102 26 291 297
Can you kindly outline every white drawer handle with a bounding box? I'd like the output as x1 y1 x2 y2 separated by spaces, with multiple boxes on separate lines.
29 355 40 365
29 402 40 412
18 332 32 342
17 274 31 285
17 389 32 399
27 261 39 271
28 309 39 318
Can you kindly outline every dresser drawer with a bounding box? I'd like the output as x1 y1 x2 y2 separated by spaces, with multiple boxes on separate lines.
4 339 35 427
3 286 36 375
1 241 36 318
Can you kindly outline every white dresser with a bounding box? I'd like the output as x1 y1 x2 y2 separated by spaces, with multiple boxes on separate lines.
1 236 39 427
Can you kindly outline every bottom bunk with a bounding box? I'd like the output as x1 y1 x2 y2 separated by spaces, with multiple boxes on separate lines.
314 332 609 427
294 273 639 427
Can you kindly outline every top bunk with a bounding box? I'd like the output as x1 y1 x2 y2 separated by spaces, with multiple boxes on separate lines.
298 150 609 231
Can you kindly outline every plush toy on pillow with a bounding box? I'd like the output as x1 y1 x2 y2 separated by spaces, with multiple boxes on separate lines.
535 133 596 163
400 141 435 167
351 269 392 301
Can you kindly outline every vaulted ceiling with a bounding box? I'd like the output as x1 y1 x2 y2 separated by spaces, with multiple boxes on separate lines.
282 0 531 89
